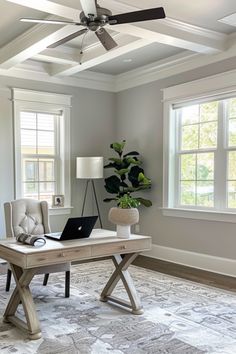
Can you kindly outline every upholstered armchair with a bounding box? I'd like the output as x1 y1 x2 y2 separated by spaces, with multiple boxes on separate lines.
4 199 70 297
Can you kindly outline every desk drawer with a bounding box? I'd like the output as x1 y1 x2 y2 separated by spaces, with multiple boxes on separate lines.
27 247 91 268
91 239 150 257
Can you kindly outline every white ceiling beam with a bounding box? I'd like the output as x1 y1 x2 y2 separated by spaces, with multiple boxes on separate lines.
109 22 226 54
0 23 85 69
6 0 81 21
50 36 151 76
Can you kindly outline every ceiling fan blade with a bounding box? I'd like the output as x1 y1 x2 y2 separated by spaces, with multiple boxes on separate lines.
95 29 118 51
20 18 81 25
48 29 88 48
109 7 166 25
80 0 97 17
6 0 80 21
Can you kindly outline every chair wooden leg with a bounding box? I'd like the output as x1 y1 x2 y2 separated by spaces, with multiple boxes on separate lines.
65 271 70 298
6 269 12 292
43 273 49 286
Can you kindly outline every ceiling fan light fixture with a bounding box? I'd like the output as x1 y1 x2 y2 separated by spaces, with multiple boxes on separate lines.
15 1 166 54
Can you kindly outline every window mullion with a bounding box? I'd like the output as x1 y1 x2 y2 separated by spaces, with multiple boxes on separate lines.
175 110 181 207
214 101 227 210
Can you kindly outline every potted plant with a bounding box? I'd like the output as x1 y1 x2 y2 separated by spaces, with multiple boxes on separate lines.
104 140 152 238
108 194 140 238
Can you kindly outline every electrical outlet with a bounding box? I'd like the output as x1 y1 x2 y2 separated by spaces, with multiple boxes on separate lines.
135 224 140 233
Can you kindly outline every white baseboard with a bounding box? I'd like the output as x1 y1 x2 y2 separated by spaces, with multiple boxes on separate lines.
143 244 236 278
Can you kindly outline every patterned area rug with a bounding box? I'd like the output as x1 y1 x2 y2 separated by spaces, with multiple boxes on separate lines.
0 260 236 354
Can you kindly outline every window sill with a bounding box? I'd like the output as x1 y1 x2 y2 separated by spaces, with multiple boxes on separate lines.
161 207 236 223
49 206 73 216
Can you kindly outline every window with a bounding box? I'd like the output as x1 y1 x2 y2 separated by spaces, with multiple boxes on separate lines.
20 111 58 204
163 70 236 222
13 89 71 213
177 101 217 209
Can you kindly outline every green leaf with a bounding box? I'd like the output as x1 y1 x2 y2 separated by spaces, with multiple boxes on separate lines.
138 172 152 185
136 197 152 207
124 157 141 165
123 151 139 157
104 175 121 194
115 168 129 176
110 140 126 154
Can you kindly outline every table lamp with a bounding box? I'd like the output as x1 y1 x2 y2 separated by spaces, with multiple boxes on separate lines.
76 156 104 228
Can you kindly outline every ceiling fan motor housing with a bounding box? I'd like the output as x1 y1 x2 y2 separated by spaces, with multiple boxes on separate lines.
80 6 112 31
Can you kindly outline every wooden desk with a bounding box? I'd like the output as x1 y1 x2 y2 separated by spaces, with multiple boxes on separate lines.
0 229 151 340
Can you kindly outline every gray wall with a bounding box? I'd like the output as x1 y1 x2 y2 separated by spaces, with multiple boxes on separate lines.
0 76 115 237
1 56 236 259
116 57 236 259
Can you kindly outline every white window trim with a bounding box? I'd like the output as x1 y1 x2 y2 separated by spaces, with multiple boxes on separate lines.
13 88 72 216
162 70 236 223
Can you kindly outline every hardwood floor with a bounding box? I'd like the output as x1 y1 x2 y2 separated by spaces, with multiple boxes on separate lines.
133 255 236 292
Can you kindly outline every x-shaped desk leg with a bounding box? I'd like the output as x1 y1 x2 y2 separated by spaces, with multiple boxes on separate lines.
100 253 143 315
3 264 41 340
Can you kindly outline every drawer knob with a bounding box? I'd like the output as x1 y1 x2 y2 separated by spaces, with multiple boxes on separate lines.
60 252 65 257
121 245 127 250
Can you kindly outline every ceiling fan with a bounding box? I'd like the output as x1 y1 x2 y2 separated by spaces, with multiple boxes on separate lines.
19 0 166 51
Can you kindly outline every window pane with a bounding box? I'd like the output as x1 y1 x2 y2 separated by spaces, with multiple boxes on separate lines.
23 182 38 198
39 159 55 181
37 113 54 131
197 153 214 180
24 160 37 182
228 181 236 208
200 101 218 122
39 182 55 204
39 182 55 194
21 130 36 154
181 154 196 180
228 119 236 147
199 122 217 148
37 131 55 155
228 151 236 180
196 181 214 207
181 105 199 125
20 112 36 129
229 98 236 118
180 181 195 205
181 125 198 150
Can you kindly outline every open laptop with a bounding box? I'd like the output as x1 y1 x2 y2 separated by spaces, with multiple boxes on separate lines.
45 216 98 241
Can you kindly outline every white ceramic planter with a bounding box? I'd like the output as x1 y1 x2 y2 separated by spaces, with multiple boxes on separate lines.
108 207 139 239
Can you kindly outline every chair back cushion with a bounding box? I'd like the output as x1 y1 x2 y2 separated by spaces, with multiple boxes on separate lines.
4 199 51 238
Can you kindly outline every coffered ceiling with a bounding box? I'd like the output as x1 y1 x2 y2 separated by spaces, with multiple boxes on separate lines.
0 0 236 79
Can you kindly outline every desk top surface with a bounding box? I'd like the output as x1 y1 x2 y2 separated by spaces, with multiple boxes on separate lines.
0 229 151 255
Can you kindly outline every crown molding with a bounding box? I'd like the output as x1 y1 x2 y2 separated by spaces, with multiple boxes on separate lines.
114 51 199 92
0 61 116 92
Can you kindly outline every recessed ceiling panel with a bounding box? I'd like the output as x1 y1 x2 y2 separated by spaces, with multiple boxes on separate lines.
90 42 183 75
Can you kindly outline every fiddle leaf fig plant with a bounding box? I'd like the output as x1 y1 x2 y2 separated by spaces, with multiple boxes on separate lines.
104 140 152 208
